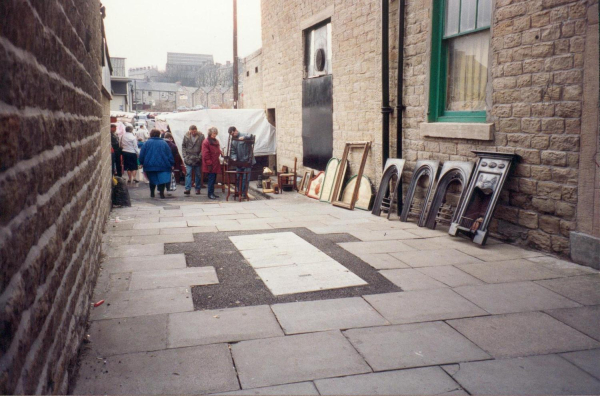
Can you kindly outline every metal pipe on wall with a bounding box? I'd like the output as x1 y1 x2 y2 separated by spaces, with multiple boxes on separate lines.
381 0 393 169
396 0 406 211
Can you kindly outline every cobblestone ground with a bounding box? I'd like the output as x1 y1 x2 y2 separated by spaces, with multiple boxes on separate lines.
72 183 600 395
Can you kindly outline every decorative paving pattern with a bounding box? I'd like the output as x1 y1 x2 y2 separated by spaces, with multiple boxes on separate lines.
230 232 368 295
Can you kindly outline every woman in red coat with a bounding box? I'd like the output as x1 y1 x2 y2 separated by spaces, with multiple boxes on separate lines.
202 127 223 200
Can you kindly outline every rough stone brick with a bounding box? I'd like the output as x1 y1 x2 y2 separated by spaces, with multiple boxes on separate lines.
532 197 556 213
522 118 542 132
519 178 538 194
541 151 568 166
561 185 578 203
532 42 555 57
531 136 550 149
559 219 576 237
531 165 553 181
549 135 580 151
551 167 578 184
519 210 540 229
555 201 576 218
512 103 531 117
516 148 542 164
537 181 563 199
555 102 581 118
531 103 555 117
541 118 565 132
551 235 570 254
527 230 553 250
540 215 561 233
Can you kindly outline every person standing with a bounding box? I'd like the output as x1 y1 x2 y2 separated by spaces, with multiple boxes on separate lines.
228 126 255 198
202 127 222 200
119 126 140 184
139 129 174 199
135 124 149 142
110 123 122 177
164 132 184 193
182 125 205 195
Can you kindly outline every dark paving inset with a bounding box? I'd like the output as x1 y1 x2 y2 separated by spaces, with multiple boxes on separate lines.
164 228 402 310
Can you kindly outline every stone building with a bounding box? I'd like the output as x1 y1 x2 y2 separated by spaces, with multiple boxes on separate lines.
242 49 264 109
132 81 179 112
0 1 113 393
255 0 599 264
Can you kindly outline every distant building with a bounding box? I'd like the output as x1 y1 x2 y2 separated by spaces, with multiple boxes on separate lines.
133 81 179 111
166 52 214 81
110 57 132 112
129 66 160 80
110 57 126 77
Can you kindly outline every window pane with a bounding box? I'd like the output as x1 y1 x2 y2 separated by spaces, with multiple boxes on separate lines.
446 30 489 111
445 0 460 36
477 0 491 28
460 0 477 32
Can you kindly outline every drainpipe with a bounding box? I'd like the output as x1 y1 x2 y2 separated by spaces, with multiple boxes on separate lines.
381 0 393 169
396 0 406 212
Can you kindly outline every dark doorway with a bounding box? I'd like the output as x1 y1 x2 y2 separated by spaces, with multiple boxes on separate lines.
302 21 333 170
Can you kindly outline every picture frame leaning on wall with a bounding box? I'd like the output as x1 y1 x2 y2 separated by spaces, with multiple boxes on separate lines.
331 142 371 210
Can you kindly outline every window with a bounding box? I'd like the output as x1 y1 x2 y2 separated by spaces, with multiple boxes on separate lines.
255 66 259 73
304 20 332 78
429 0 491 123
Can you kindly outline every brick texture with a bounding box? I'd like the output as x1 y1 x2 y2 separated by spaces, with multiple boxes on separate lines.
0 0 111 393
251 0 596 257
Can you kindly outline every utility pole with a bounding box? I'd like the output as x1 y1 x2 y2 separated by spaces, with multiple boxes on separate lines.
233 0 239 109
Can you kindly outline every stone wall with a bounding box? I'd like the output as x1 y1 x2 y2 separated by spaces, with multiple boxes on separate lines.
261 0 384 182
242 49 265 109
396 0 597 256
0 0 112 393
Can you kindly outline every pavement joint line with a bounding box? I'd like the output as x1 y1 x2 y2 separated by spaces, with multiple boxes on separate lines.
554 352 600 382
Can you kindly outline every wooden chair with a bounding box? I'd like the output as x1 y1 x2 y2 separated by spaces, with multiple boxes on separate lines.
277 158 298 193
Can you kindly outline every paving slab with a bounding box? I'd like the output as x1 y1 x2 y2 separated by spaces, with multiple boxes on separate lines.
453 282 581 314
560 349 600 380
348 230 419 241
362 222 417 231
379 269 448 290
73 344 239 395
133 221 189 230
269 220 328 229
102 254 187 273
159 226 218 234
107 228 160 237
447 312 600 358
229 232 306 251
91 287 194 320
363 289 487 324
315 366 465 395
217 382 320 395
218 223 275 232
415 266 485 287
338 240 416 255
106 243 164 258
271 297 389 334
168 305 284 348
87 314 168 357
405 228 449 238
256 261 368 295
343 322 490 371
448 354 600 395
390 249 482 267
453 242 545 262
128 267 219 290
187 219 240 228
536 275 600 305
231 330 371 389
546 306 600 341
240 248 332 268
128 233 195 245
457 259 563 283
527 256 599 276
108 272 131 291
356 253 410 269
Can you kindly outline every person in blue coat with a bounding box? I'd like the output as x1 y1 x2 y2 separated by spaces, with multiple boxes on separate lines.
139 129 174 199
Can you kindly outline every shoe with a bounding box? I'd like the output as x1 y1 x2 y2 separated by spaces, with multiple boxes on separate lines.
160 191 166 199
209 195 217 200
150 192 155 198
195 190 201 195
184 190 191 195
134 179 139 183
212 194 220 199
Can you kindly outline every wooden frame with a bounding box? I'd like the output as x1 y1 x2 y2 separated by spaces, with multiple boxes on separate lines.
299 170 314 195
341 175 374 210
331 142 371 210
319 158 340 203
306 171 325 199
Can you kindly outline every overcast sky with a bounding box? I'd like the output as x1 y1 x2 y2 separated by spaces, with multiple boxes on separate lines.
102 0 262 72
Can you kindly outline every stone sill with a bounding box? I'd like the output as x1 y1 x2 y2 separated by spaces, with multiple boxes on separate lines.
420 122 494 141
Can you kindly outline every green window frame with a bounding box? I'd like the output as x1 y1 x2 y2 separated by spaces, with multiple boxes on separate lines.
428 0 491 123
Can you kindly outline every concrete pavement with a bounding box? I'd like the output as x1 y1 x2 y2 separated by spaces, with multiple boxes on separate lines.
72 192 600 395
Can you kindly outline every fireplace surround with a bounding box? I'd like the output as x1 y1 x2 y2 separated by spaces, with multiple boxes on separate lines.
400 160 440 226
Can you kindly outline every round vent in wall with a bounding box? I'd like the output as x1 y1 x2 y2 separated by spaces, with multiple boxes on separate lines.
315 48 326 72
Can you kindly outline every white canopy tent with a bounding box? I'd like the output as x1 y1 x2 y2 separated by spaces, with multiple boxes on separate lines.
158 110 276 156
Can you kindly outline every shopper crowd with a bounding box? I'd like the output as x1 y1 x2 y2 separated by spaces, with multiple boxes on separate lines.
110 123 251 200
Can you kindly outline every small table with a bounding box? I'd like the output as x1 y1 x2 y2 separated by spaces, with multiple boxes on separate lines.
226 170 252 202
277 173 297 193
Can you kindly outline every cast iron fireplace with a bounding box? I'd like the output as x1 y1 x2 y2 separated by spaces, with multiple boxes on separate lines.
400 160 440 226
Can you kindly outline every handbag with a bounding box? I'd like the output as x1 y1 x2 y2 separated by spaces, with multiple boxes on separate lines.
170 172 177 191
